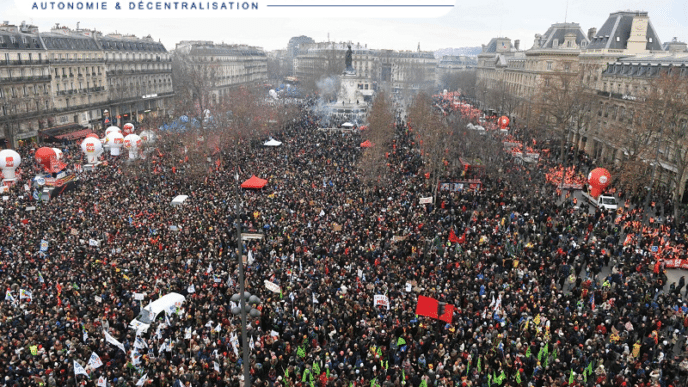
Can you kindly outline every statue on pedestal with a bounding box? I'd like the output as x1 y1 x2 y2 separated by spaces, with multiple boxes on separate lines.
345 45 354 73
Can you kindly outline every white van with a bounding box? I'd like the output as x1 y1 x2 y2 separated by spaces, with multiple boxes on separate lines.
129 292 186 333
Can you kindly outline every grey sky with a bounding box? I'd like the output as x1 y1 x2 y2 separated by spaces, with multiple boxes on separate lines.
3 0 687 52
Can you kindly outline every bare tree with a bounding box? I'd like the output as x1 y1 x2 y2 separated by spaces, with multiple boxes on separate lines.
643 72 688 222
407 92 450 199
171 50 219 131
359 91 395 184
603 104 655 196
531 71 589 164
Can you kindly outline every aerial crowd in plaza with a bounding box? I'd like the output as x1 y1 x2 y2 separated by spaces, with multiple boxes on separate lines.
1 93 688 387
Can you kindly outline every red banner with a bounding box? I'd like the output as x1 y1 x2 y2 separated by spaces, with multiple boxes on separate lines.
662 259 688 270
416 296 439 319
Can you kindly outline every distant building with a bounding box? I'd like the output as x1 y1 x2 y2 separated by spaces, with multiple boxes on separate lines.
40 25 108 133
0 21 173 147
0 21 52 146
175 41 267 103
293 41 436 96
286 35 315 76
99 32 173 127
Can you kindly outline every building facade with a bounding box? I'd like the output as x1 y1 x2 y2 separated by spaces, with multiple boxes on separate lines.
100 33 173 125
0 21 175 147
292 42 437 96
0 22 52 147
578 11 665 160
40 25 108 132
175 41 268 103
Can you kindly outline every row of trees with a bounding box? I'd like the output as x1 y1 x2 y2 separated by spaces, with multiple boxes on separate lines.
132 51 302 181
474 63 688 222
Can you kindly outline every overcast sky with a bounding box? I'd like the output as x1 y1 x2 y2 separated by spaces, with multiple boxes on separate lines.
3 0 687 52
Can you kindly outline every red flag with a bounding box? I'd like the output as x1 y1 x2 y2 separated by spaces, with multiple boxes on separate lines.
448 230 461 244
457 230 466 244
439 304 455 324
416 295 439 319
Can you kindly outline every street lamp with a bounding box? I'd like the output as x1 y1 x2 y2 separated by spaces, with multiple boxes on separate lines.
231 172 261 386
230 291 262 385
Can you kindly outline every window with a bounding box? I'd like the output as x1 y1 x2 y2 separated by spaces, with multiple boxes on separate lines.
546 62 552 70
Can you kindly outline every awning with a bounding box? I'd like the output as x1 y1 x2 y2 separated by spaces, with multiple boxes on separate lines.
39 124 84 137
55 128 93 140
241 175 268 189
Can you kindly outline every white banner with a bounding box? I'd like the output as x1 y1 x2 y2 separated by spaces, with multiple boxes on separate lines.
264 280 281 294
88 352 103 369
103 330 126 352
374 295 390 310
134 293 145 301
73 360 89 378
419 197 433 204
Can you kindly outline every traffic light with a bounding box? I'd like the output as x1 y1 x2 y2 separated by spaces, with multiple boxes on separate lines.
437 302 446 317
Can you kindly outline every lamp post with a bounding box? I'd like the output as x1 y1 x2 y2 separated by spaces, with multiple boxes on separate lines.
231 172 261 386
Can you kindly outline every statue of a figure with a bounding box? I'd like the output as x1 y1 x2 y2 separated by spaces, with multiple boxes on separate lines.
345 44 354 72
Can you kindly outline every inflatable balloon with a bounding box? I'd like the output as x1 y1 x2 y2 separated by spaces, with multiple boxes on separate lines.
51 148 63 161
35 147 57 172
123 123 135 136
588 168 612 198
86 133 99 139
81 137 103 164
139 130 155 144
124 134 142 159
106 131 124 156
105 126 121 137
499 116 510 129
0 149 21 181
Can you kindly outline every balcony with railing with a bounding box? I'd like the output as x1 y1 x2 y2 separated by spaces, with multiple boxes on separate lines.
0 75 53 84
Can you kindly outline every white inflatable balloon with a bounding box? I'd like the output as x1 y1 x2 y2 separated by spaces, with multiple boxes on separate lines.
0 149 22 180
81 138 103 164
106 131 124 156
124 134 142 159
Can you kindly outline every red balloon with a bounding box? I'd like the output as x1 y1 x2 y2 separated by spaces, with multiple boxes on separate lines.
499 116 510 129
588 168 611 196
35 147 56 171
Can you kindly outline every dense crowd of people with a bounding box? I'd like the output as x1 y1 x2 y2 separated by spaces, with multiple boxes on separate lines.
1 96 688 387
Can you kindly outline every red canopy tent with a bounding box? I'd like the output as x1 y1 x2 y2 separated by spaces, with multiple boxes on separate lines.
241 175 268 189
360 140 373 148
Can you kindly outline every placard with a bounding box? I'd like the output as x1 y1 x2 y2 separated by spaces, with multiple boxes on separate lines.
264 280 281 294
374 295 390 310
419 197 433 204
134 293 145 301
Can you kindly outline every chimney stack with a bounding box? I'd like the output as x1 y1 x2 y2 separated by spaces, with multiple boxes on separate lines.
588 27 597 41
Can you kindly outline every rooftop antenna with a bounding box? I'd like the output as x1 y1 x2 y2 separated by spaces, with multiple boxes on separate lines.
564 0 569 23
